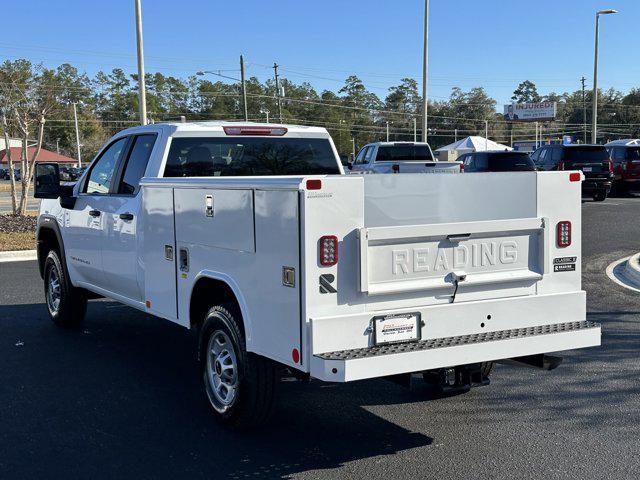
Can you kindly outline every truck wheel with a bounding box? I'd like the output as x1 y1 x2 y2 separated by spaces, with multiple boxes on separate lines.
480 361 494 378
43 250 87 327
593 191 607 202
201 305 278 428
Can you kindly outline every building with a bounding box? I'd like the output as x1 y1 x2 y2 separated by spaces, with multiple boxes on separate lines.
0 147 77 167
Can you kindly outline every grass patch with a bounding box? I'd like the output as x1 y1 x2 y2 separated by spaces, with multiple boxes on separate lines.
0 231 36 251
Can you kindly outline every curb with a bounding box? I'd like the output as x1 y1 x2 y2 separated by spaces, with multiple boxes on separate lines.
623 252 640 285
606 254 640 293
0 250 37 263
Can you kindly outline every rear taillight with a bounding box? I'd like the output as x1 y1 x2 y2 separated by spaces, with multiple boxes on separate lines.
223 126 287 136
569 172 581 182
459 162 464 172
607 159 614 173
558 162 565 170
319 236 338 266
556 221 571 248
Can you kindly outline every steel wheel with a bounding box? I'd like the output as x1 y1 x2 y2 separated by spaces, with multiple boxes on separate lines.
205 330 239 412
46 266 61 315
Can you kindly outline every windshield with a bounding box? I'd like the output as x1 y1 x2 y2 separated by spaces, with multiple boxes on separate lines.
376 145 433 161
485 153 536 171
164 137 340 177
563 146 609 163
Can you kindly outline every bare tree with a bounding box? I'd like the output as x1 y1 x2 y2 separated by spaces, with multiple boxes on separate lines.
0 60 53 215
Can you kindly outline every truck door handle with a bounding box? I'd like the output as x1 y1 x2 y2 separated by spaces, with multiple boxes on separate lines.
89 210 101 217
119 213 134 221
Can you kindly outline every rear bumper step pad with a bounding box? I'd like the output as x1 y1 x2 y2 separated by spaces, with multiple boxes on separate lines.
311 321 600 382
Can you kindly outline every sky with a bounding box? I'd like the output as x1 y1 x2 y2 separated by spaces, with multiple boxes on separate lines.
2 0 638 106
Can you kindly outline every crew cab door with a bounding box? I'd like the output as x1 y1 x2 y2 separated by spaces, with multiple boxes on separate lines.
101 134 158 301
64 136 128 288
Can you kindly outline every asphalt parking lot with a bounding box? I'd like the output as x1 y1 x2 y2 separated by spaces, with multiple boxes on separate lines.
1 196 639 480
0 187 40 213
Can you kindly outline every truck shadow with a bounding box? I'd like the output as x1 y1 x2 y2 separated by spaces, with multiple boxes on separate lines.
1 300 638 479
0 300 431 479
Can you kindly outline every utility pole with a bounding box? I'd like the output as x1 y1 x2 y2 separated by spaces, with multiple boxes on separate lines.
351 138 356 159
454 128 458 142
413 118 417 142
485 120 488 151
240 54 248 121
421 0 429 142
273 63 283 123
592 9 618 144
386 121 390 142
72 102 82 167
134 0 147 125
581 76 587 143
56 138 60 155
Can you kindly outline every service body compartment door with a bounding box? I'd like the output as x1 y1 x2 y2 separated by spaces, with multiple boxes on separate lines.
142 186 178 321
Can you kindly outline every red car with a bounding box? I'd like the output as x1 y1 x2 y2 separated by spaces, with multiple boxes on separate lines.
607 145 640 193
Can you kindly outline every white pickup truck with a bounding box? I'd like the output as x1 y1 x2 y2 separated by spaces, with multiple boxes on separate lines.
349 141 461 174
35 122 600 428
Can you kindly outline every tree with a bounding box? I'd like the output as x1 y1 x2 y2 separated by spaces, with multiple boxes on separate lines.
0 60 51 215
511 80 541 103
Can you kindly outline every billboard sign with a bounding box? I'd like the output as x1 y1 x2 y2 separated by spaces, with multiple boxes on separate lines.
503 102 557 122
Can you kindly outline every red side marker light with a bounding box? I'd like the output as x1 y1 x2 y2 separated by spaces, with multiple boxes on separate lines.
306 179 322 190
292 348 300 364
569 172 581 182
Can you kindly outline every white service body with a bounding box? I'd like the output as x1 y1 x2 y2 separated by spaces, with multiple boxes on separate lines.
39 122 600 383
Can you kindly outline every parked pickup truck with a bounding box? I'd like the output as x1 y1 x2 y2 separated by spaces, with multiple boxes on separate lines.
35 122 600 428
349 141 461 174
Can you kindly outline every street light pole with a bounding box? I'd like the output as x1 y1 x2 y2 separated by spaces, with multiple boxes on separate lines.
134 0 147 125
386 121 390 142
72 102 82 167
592 9 618 144
413 117 417 142
421 0 429 142
240 54 248 121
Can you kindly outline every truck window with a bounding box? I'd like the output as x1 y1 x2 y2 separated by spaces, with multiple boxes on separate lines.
164 137 341 177
375 145 433 162
625 147 640 160
85 137 128 194
563 146 609 163
118 134 156 194
354 147 368 165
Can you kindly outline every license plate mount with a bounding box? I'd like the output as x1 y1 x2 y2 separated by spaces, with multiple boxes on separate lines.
372 312 422 346
582 167 593 172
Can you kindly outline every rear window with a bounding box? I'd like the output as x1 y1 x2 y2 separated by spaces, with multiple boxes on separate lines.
626 147 640 160
485 153 536 171
376 145 433 162
164 137 340 177
563 146 609 163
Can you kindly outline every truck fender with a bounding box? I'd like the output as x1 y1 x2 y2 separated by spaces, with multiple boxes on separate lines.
190 270 254 348
36 214 67 279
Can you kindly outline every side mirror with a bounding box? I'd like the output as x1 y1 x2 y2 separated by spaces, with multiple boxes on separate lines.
34 163 61 198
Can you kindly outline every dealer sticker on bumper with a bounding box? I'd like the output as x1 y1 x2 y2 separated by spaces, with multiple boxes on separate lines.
373 312 421 346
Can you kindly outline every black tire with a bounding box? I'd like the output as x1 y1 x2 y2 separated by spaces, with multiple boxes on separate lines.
480 361 494 379
200 305 278 429
593 191 607 202
43 250 87 327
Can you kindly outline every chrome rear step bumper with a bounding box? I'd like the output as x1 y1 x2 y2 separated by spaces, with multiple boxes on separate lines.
310 321 600 382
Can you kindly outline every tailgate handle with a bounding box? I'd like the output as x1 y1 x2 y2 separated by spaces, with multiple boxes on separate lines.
447 233 471 243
